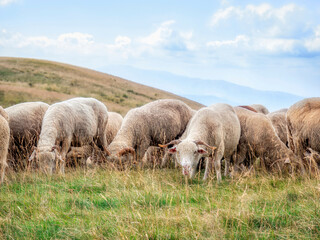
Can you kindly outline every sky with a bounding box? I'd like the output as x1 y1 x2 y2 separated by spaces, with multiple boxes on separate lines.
0 0 319 98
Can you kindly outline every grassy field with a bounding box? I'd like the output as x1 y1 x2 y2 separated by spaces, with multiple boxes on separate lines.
0 57 203 115
0 167 319 239
1 57 319 239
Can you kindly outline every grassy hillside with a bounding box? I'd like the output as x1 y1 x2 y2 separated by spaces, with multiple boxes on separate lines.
1 57 319 239
0 57 203 115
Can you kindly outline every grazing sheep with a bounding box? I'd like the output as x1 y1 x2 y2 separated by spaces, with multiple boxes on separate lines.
29 97 108 174
106 99 194 165
250 104 269 114
5 102 49 169
287 97 320 169
234 106 301 173
274 108 288 113
0 106 10 184
105 112 123 145
160 103 241 182
66 111 123 165
267 110 288 146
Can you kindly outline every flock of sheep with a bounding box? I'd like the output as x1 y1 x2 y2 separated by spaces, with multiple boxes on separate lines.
0 96 319 184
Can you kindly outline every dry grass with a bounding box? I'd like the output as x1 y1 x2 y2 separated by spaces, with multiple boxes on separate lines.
0 57 203 115
0 165 320 239
1 56 320 239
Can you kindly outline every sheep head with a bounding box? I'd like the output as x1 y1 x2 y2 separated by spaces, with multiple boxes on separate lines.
160 139 216 178
29 145 63 175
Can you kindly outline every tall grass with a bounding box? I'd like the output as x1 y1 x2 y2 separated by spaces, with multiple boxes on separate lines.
1 166 320 239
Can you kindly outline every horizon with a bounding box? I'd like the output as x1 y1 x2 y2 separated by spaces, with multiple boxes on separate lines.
0 0 319 107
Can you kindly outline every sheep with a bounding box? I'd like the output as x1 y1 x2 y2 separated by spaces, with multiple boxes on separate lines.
5 102 49 169
106 99 194 166
250 104 269 114
66 111 123 165
105 112 123 145
0 106 10 184
267 110 288 146
29 97 108 174
160 103 241 182
233 106 301 173
287 97 320 170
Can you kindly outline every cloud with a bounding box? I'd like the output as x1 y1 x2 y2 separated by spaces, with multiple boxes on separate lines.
0 0 17 6
210 3 300 26
206 35 249 48
139 20 194 51
304 25 320 52
57 32 94 46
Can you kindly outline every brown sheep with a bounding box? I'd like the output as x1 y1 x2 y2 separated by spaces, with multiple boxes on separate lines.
250 104 269 114
267 110 288 146
287 97 320 169
0 106 10 184
233 106 300 173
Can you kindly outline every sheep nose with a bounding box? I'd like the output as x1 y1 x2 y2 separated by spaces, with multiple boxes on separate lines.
183 166 189 175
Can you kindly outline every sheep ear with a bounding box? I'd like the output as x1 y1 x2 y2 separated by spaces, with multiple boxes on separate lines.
168 147 177 154
118 147 135 156
197 148 207 154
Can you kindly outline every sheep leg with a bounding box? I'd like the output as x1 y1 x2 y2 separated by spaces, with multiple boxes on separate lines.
224 156 231 177
161 151 168 167
203 157 212 181
0 159 7 184
211 147 225 182
59 138 72 174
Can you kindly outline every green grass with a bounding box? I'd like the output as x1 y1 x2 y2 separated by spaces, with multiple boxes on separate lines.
0 169 319 239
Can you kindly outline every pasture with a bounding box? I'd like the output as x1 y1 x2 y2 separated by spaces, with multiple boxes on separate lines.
0 167 320 239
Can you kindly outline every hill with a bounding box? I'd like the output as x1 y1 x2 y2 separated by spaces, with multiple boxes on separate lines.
0 57 203 115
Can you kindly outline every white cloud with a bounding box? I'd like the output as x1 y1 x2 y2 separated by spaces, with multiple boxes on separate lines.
140 20 175 46
0 0 17 6
304 25 320 52
57 32 94 46
207 35 249 48
139 20 194 52
210 3 300 25
211 6 239 26
253 38 299 53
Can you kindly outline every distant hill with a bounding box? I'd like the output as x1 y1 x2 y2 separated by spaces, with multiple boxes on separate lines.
101 65 304 112
0 57 203 115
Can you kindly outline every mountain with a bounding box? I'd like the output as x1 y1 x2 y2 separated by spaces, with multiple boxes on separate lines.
101 65 303 112
0 57 203 115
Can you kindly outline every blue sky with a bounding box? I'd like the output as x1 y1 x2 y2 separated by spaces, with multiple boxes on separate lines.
0 0 319 98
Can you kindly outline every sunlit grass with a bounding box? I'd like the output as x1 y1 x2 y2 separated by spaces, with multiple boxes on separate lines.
0 168 319 239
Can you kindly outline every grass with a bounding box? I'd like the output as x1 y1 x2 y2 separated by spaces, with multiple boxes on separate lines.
0 57 203 114
0 168 319 239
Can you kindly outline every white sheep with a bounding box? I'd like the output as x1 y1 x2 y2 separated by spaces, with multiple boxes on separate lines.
106 99 194 164
0 106 10 184
66 111 123 165
160 103 241 182
5 102 49 169
29 97 108 174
